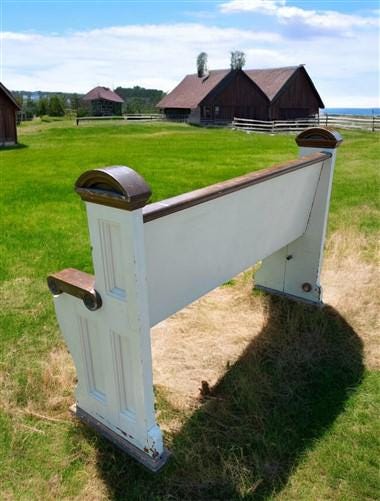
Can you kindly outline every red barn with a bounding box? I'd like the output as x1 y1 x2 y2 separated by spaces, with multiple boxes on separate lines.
157 65 324 124
82 86 124 116
0 82 21 146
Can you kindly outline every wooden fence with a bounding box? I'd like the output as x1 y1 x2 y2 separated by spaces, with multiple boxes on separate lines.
76 114 164 125
233 114 380 133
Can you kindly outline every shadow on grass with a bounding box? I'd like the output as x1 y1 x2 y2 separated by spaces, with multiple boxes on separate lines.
73 295 364 500
0 143 28 151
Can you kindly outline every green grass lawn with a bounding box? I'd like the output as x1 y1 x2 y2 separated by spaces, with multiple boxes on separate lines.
1 120 379 500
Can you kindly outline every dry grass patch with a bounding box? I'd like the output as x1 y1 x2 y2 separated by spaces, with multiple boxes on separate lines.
323 231 379 369
0 346 76 426
39 347 77 415
152 270 265 408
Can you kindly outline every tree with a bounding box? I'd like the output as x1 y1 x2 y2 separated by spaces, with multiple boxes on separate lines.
13 92 23 108
48 95 65 116
230 51 246 70
114 86 166 113
197 52 208 77
70 93 81 112
37 97 48 116
24 97 37 119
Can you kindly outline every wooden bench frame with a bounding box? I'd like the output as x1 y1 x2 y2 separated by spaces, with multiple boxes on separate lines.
48 127 342 471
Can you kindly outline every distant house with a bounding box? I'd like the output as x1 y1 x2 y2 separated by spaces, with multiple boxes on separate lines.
0 82 21 146
82 86 124 116
157 65 324 123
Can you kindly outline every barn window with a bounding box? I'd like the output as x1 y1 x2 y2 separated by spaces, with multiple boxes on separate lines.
214 106 220 117
203 106 211 118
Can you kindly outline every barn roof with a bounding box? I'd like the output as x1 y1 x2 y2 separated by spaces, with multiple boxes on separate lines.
0 82 21 109
245 66 300 101
157 70 229 109
157 65 324 109
83 86 124 103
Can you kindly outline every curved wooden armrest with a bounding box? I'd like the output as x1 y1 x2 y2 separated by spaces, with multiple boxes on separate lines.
47 268 102 311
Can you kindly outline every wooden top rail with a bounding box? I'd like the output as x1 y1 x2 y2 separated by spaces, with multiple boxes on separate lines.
142 152 330 222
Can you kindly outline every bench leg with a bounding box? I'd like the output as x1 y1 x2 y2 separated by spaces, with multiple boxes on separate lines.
255 149 337 305
53 202 168 470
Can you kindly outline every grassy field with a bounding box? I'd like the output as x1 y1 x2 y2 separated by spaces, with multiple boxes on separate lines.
1 119 379 500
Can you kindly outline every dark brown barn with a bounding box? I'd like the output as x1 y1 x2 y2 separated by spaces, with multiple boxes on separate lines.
82 86 124 116
0 82 21 146
157 65 324 123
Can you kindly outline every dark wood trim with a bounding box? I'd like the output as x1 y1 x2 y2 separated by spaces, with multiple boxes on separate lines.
75 166 151 210
47 268 102 311
296 127 343 149
143 151 330 222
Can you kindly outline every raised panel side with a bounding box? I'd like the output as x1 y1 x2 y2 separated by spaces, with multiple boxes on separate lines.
111 332 137 422
79 317 106 402
98 220 126 299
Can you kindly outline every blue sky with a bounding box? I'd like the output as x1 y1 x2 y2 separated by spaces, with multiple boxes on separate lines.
1 0 379 106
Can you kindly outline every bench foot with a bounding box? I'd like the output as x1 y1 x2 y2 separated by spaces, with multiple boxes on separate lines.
70 404 171 473
255 285 324 308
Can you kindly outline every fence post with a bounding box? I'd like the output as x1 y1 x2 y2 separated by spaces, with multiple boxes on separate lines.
49 166 169 471
271 120 275 134
325 113 328 127
372 115 375 132
255 127 343 304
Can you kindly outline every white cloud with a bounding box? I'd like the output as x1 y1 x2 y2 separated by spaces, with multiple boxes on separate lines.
0 32 41 41
221 0 284 14
220 0 379 35
1 22 379 107
1 23 282 92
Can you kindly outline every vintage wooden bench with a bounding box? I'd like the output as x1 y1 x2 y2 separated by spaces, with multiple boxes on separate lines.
47 127 342 471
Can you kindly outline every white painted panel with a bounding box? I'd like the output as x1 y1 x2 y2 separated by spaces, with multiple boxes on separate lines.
79 317 106 402
53 294 108 419
98 220 126 299
111 331 137 420
84 203 164 455
145 163 323 326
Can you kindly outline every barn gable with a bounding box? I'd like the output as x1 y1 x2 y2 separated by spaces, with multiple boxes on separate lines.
269 66 324 120
200 70 269 121
245 66 300 101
